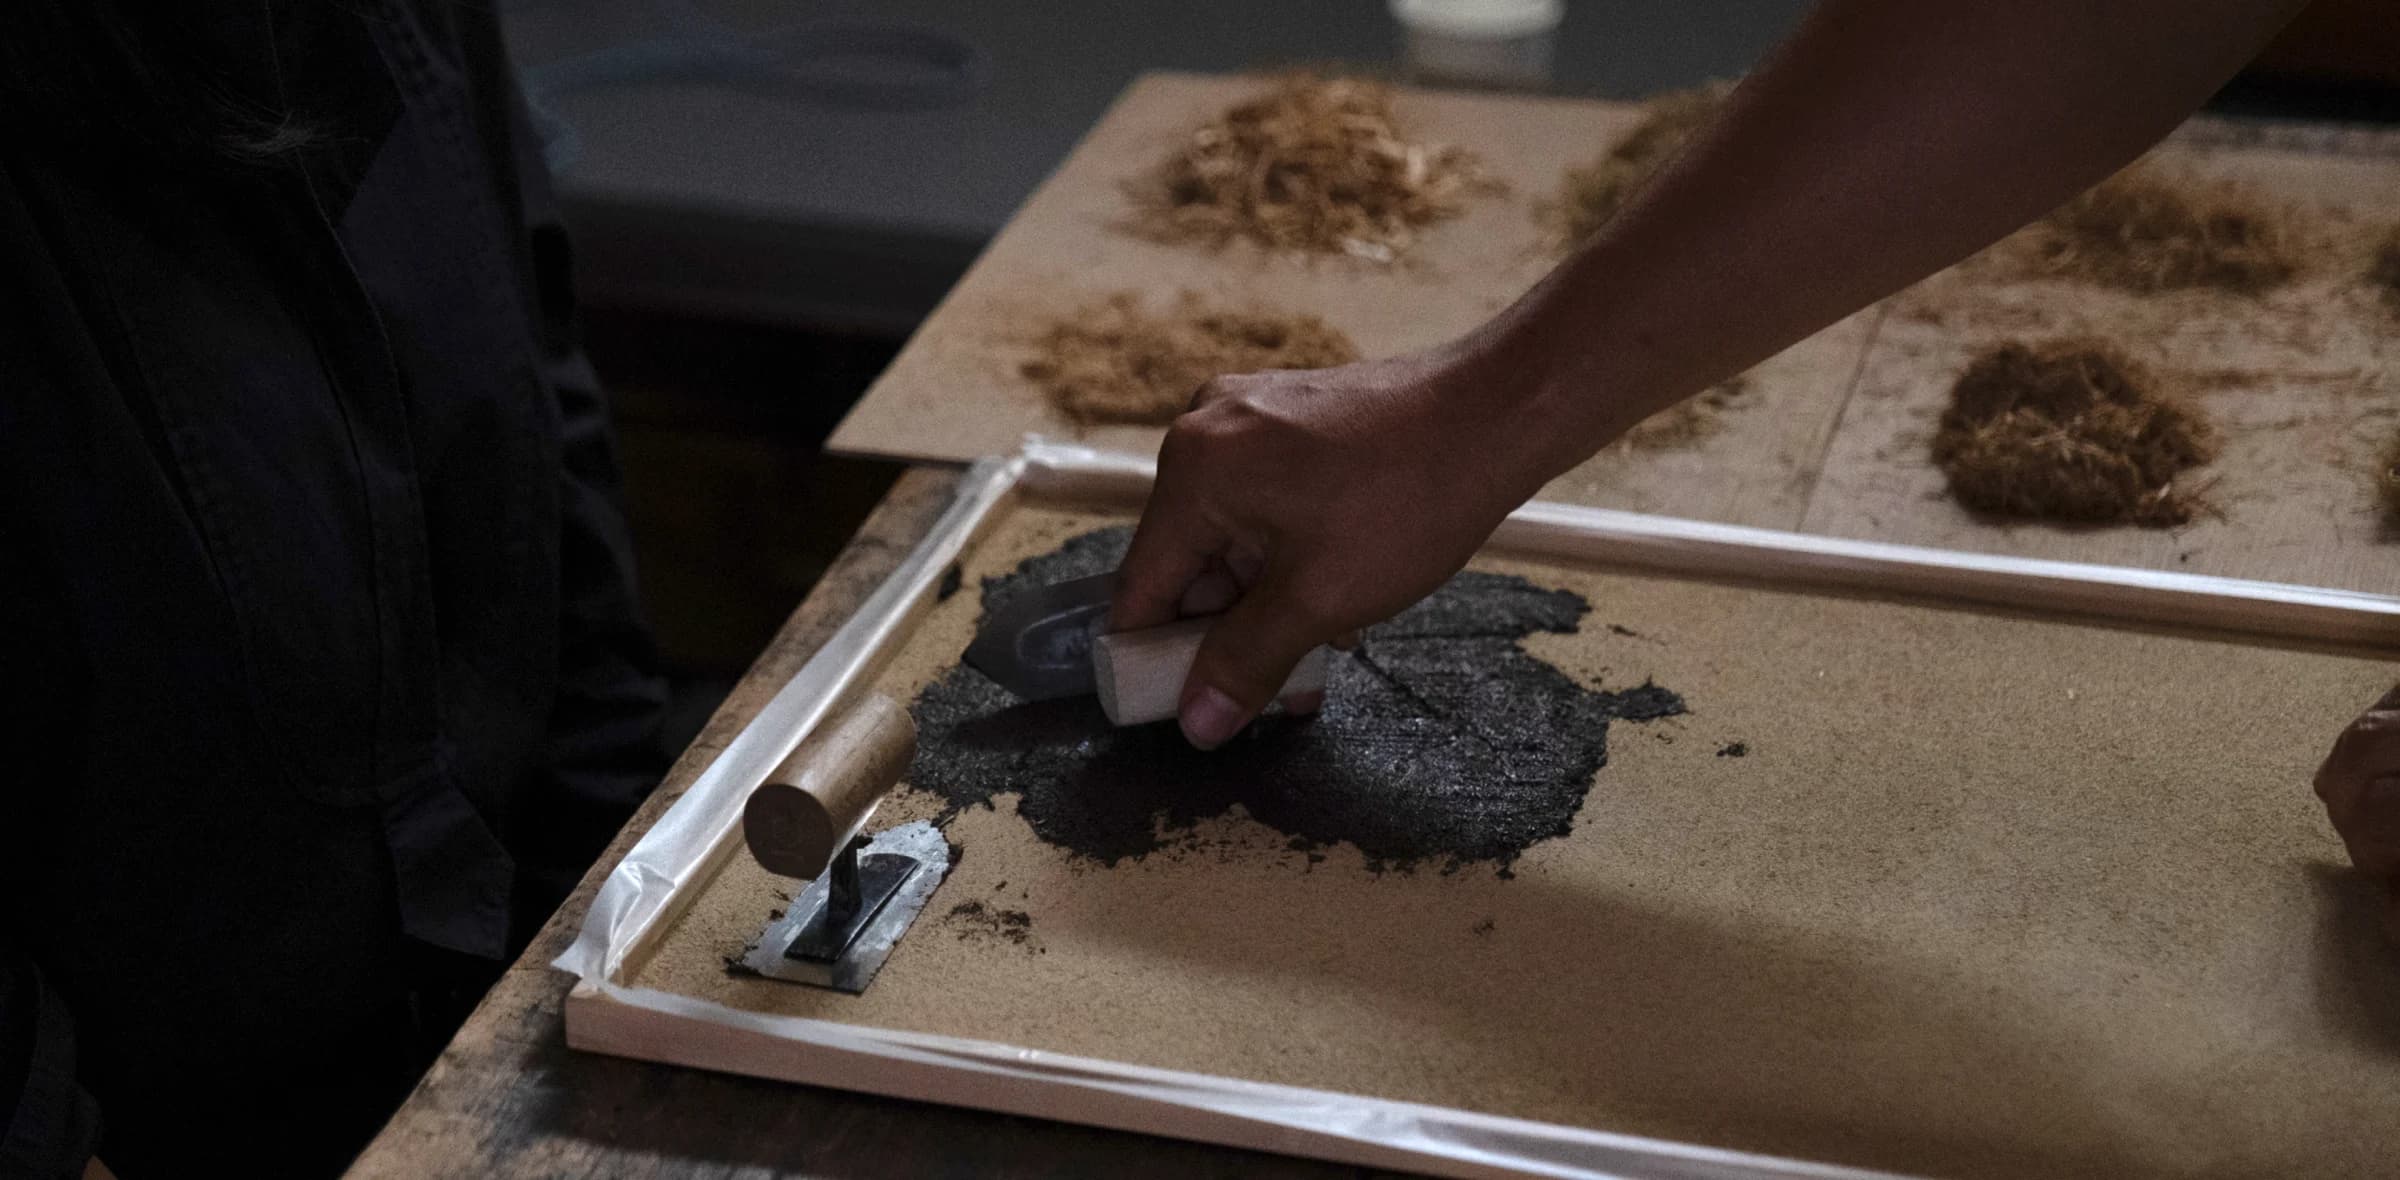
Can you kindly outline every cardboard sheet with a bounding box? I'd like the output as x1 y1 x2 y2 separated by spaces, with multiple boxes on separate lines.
629 502 2400 1180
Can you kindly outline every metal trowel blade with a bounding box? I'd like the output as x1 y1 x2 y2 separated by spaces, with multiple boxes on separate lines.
962 571 1115 701
739 821 952 993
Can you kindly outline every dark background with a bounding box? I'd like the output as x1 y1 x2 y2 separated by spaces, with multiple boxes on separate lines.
509 0 2400 744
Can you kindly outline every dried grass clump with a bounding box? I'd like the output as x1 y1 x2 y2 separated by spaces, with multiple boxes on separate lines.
2014 164 2302 295
2369 228 2400 317
1121 74 1496 262
1021 293 1359 426
2381 432 2400 524
1932 341 2219 527
2376 231 2400 525
1617 375 1751 450
1553 84 1730 246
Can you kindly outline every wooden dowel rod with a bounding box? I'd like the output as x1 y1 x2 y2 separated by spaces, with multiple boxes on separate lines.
743 694 916 880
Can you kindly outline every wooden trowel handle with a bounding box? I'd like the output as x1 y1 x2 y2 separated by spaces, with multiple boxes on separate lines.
742 694 916 880
1093 619 1329 727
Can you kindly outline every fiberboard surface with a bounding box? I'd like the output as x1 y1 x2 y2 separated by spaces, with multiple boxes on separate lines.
1803 131 2400 597
631 502 2400 1180
831 71 2400 588
827 71 1878 531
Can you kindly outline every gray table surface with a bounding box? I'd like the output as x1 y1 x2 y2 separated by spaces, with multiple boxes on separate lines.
503 0 1810 332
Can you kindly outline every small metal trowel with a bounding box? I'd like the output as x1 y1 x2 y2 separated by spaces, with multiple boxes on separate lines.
964 572 1331 726
964 572 1119 703
737 694 950 993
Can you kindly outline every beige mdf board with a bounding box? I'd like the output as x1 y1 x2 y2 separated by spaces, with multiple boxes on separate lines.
1802 126 2400 596
828 70 1877 531
581 468 2400 1180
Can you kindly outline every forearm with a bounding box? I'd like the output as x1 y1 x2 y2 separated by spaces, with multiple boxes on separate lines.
1460 0 2304 486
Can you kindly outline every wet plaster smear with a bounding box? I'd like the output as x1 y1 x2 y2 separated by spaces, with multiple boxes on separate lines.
635 504 2400 1180
908 525 1686 871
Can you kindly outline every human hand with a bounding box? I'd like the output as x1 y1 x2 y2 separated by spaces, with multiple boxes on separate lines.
1109 344 1571 750
2315 683 2400 941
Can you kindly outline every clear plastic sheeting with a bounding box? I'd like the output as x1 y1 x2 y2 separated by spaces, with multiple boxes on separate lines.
553 438 1123 986
551 451 1025 985
568 982 1911 1180
550 439 1909 1180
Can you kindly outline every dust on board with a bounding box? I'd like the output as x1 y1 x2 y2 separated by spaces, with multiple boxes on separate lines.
633 500 2400 1180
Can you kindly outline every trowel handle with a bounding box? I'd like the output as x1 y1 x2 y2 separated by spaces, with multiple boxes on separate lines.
743 694 917 879
1093 618 1330 727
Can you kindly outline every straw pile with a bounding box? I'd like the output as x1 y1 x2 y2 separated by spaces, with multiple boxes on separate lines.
1121 74 1496 262
1552 84 1730 247
1617 376 1751 449
1932 341 2219 526
2012 164 2301 295
2370 228 2400 316
1021 293 1359 426
2359 231 2400 524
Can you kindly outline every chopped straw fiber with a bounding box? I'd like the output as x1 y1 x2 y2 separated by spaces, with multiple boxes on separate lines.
1932 341 2219 527
2012 164 2302 295
1120 74 1497 262
1617 376 1752 450
1020 293 1359 427
1551 84 1730 247
2360 231 2399 524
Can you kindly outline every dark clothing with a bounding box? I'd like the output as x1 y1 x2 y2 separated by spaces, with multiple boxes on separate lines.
0 4 666 1176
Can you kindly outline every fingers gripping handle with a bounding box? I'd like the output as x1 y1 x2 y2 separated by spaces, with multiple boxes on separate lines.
742 694 917 879
1092 617 1329 727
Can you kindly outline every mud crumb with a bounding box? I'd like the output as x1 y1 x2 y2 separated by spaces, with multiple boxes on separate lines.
1608 624 1639 637
1931 340 2219 526
2007 163 2303 294
1550 84 1731 247
1022 292 1358 426
937 563 964 602
1122 73 1499 261
1472 918 1497 936
947 900 1036 947
1716 741 1748 758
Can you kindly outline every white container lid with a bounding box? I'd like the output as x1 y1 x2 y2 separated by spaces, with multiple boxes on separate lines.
1390 0 1565 40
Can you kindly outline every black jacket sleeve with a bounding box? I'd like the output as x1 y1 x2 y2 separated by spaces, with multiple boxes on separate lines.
476 30 670 933
0 953 100 1180
0 157 101 1180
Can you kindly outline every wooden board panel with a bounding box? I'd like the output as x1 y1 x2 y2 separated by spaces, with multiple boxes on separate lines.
1800 134 2400 595
829 71 1879 531
626 500 2400 1180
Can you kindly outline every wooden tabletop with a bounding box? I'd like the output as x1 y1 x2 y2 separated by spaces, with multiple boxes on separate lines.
347 465 1392 1179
